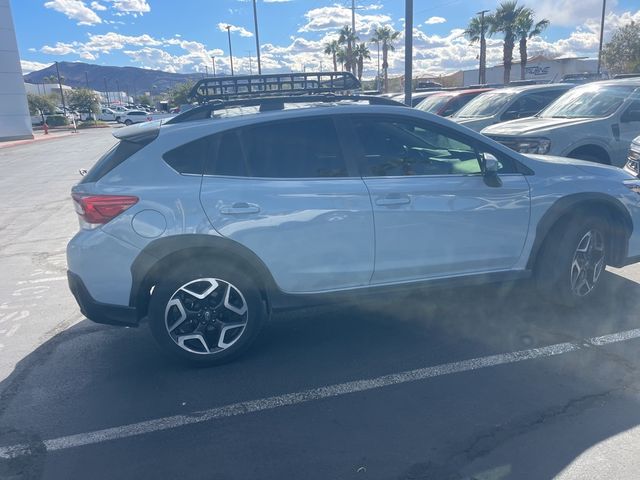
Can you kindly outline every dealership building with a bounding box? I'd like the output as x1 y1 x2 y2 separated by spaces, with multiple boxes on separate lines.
0 0 32 141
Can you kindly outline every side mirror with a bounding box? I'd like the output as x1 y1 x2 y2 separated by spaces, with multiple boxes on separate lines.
621 108 640 123
482 153 502 187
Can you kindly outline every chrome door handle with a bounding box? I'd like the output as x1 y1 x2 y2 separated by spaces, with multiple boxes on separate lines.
220 202 261 214
375 194 411 206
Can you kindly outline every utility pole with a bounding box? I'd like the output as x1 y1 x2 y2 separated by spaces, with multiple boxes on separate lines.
477 10 489 84
351 0 356 38
205 65 209 77
84 71 89 89
247 51 253 75
597 0 607 75
103 77 110 106
226 25 235 76
116 79 121 104
404 0 413 106
211 56 216 76
55 61 67 114
375 39 380 91
252 0 262 74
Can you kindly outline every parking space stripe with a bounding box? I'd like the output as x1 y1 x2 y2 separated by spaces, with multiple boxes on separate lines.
2 328 640 459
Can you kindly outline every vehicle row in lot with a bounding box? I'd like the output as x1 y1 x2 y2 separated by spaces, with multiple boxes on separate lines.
68 73 640 365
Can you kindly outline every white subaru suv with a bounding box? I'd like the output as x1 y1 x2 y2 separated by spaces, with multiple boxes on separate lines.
66 73 640 365
483 79 640 166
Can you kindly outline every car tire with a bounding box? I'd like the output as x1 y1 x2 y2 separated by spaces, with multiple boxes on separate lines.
535 214 608 306
124 119 132 126
148 260 266 366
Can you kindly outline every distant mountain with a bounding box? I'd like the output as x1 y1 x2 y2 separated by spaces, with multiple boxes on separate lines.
23 61 206 96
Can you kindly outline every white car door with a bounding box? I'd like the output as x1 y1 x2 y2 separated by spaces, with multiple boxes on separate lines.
348 115 531 284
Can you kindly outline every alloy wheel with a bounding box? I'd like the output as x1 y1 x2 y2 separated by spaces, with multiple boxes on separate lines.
164 278 248 355
570 229 605 297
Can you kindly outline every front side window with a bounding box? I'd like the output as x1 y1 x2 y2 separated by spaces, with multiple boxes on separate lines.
241 117 348 178
352 118 482 176
453 92 516 118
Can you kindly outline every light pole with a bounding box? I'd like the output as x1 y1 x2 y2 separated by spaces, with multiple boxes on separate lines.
211 56 216 76
374 39 380 91
55 61 67 114
103 77 110 107
477 10 489 84
404 0 413 106
116 79 121 104
226 25 235 76
597 0 607 75
252 0 262 74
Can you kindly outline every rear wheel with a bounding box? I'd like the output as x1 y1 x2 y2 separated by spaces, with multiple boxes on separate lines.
149 261 266 365
124 119 132 126
536 215 608 306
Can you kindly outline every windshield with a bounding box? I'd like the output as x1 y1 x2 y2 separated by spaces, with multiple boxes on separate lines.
416 94 455 113
453 91 515 118
540 85 637 118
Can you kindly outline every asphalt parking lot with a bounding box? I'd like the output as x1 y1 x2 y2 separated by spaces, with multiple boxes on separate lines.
2 128 640 480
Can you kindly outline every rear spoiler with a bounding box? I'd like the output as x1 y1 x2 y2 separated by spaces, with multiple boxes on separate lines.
113 120 161 144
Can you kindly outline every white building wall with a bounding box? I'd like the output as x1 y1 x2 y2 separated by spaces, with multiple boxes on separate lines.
0 0 32 141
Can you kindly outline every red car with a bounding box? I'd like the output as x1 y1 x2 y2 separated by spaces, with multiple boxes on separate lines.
415 88 494 117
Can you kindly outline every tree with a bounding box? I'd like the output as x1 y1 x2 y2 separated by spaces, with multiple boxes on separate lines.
167 81 195 107
67 88 101 116
515 8 549 80
137 94 153 107
336 48 347 72
323 40 340 72
602 21 640 75
27 93 57 123
464 16 487 84
338 25 358 75
371 26 400 93
488 0 525 85
354 42 371 81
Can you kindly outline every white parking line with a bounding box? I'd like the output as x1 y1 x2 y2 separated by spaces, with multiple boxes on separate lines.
16 276 67 285
1 328 640 459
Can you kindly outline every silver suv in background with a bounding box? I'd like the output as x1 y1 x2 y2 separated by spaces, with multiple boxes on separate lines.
450 84 573 132
625 135 640 176
483 79 640 165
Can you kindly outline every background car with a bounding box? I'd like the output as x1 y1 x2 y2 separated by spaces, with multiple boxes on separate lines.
482 78 640 165
120 110 150 126
450 83 574 131
624 135 640 176
392 90 443 106
415 88 493 117
98 108 117 122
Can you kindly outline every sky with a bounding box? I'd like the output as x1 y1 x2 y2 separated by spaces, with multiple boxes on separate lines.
12 0 640 79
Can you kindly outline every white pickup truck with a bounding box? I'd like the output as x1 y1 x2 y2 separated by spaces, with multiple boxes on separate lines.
482 79 640 166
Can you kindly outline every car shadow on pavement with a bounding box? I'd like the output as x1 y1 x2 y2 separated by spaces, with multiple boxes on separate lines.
1 270 640 479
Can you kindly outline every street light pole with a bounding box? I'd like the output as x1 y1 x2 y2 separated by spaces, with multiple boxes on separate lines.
597 0 607 75
477 10 489 84
252 0 262 74
55 61 67 114
103 77 110 107
211 56 216 76
404 0 413 106
116 79 121 104
376 39 380 91
226 25 235 76
351 0 356 39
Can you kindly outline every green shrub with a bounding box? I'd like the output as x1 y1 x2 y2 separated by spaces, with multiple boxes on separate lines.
45 115 69 127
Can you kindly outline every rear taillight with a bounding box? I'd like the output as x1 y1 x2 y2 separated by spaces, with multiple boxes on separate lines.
72 193 138 226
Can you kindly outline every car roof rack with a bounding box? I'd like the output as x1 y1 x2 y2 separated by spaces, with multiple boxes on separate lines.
165 93 405 125
188 71 361 103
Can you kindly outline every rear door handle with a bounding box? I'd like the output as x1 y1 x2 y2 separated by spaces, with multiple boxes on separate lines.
375 194 411 206
220 202 261 215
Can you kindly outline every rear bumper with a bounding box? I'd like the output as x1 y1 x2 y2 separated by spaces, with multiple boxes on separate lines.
67 271 139 327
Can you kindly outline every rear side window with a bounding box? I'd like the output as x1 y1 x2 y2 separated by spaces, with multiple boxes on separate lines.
163 137 209 175
207 131 247 176
82 140 148 183
241 117 348 178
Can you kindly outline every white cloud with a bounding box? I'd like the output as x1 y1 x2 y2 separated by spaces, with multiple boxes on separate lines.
105 0 150 13
41 42 77 55
21 60 52 74
90 1 107 10
425 16 446 25
298 4 391 36
217 23 254 37
520 0 618 27
44 0 102 25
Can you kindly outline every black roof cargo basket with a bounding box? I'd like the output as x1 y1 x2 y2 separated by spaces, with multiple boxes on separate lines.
188 71 361 103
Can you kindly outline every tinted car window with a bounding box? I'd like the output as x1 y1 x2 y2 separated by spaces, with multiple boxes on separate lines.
209 131 247 176
163 137 208 175
82 137 155 183
241 118 348 178
352 118 482 176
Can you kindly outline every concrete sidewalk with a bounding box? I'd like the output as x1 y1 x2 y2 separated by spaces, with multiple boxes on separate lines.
0 129 79 149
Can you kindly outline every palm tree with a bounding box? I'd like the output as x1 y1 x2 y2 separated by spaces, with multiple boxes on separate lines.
464 16 487 84
515 8 550 80
371 26 400 93
323 40 340 72
338 25 357 75
354 42 371 81
488 0 525 85
336 48 347 72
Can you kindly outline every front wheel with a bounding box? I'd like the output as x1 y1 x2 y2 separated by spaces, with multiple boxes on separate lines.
149 262 266 365
536 215 608 306
124 119 132 126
